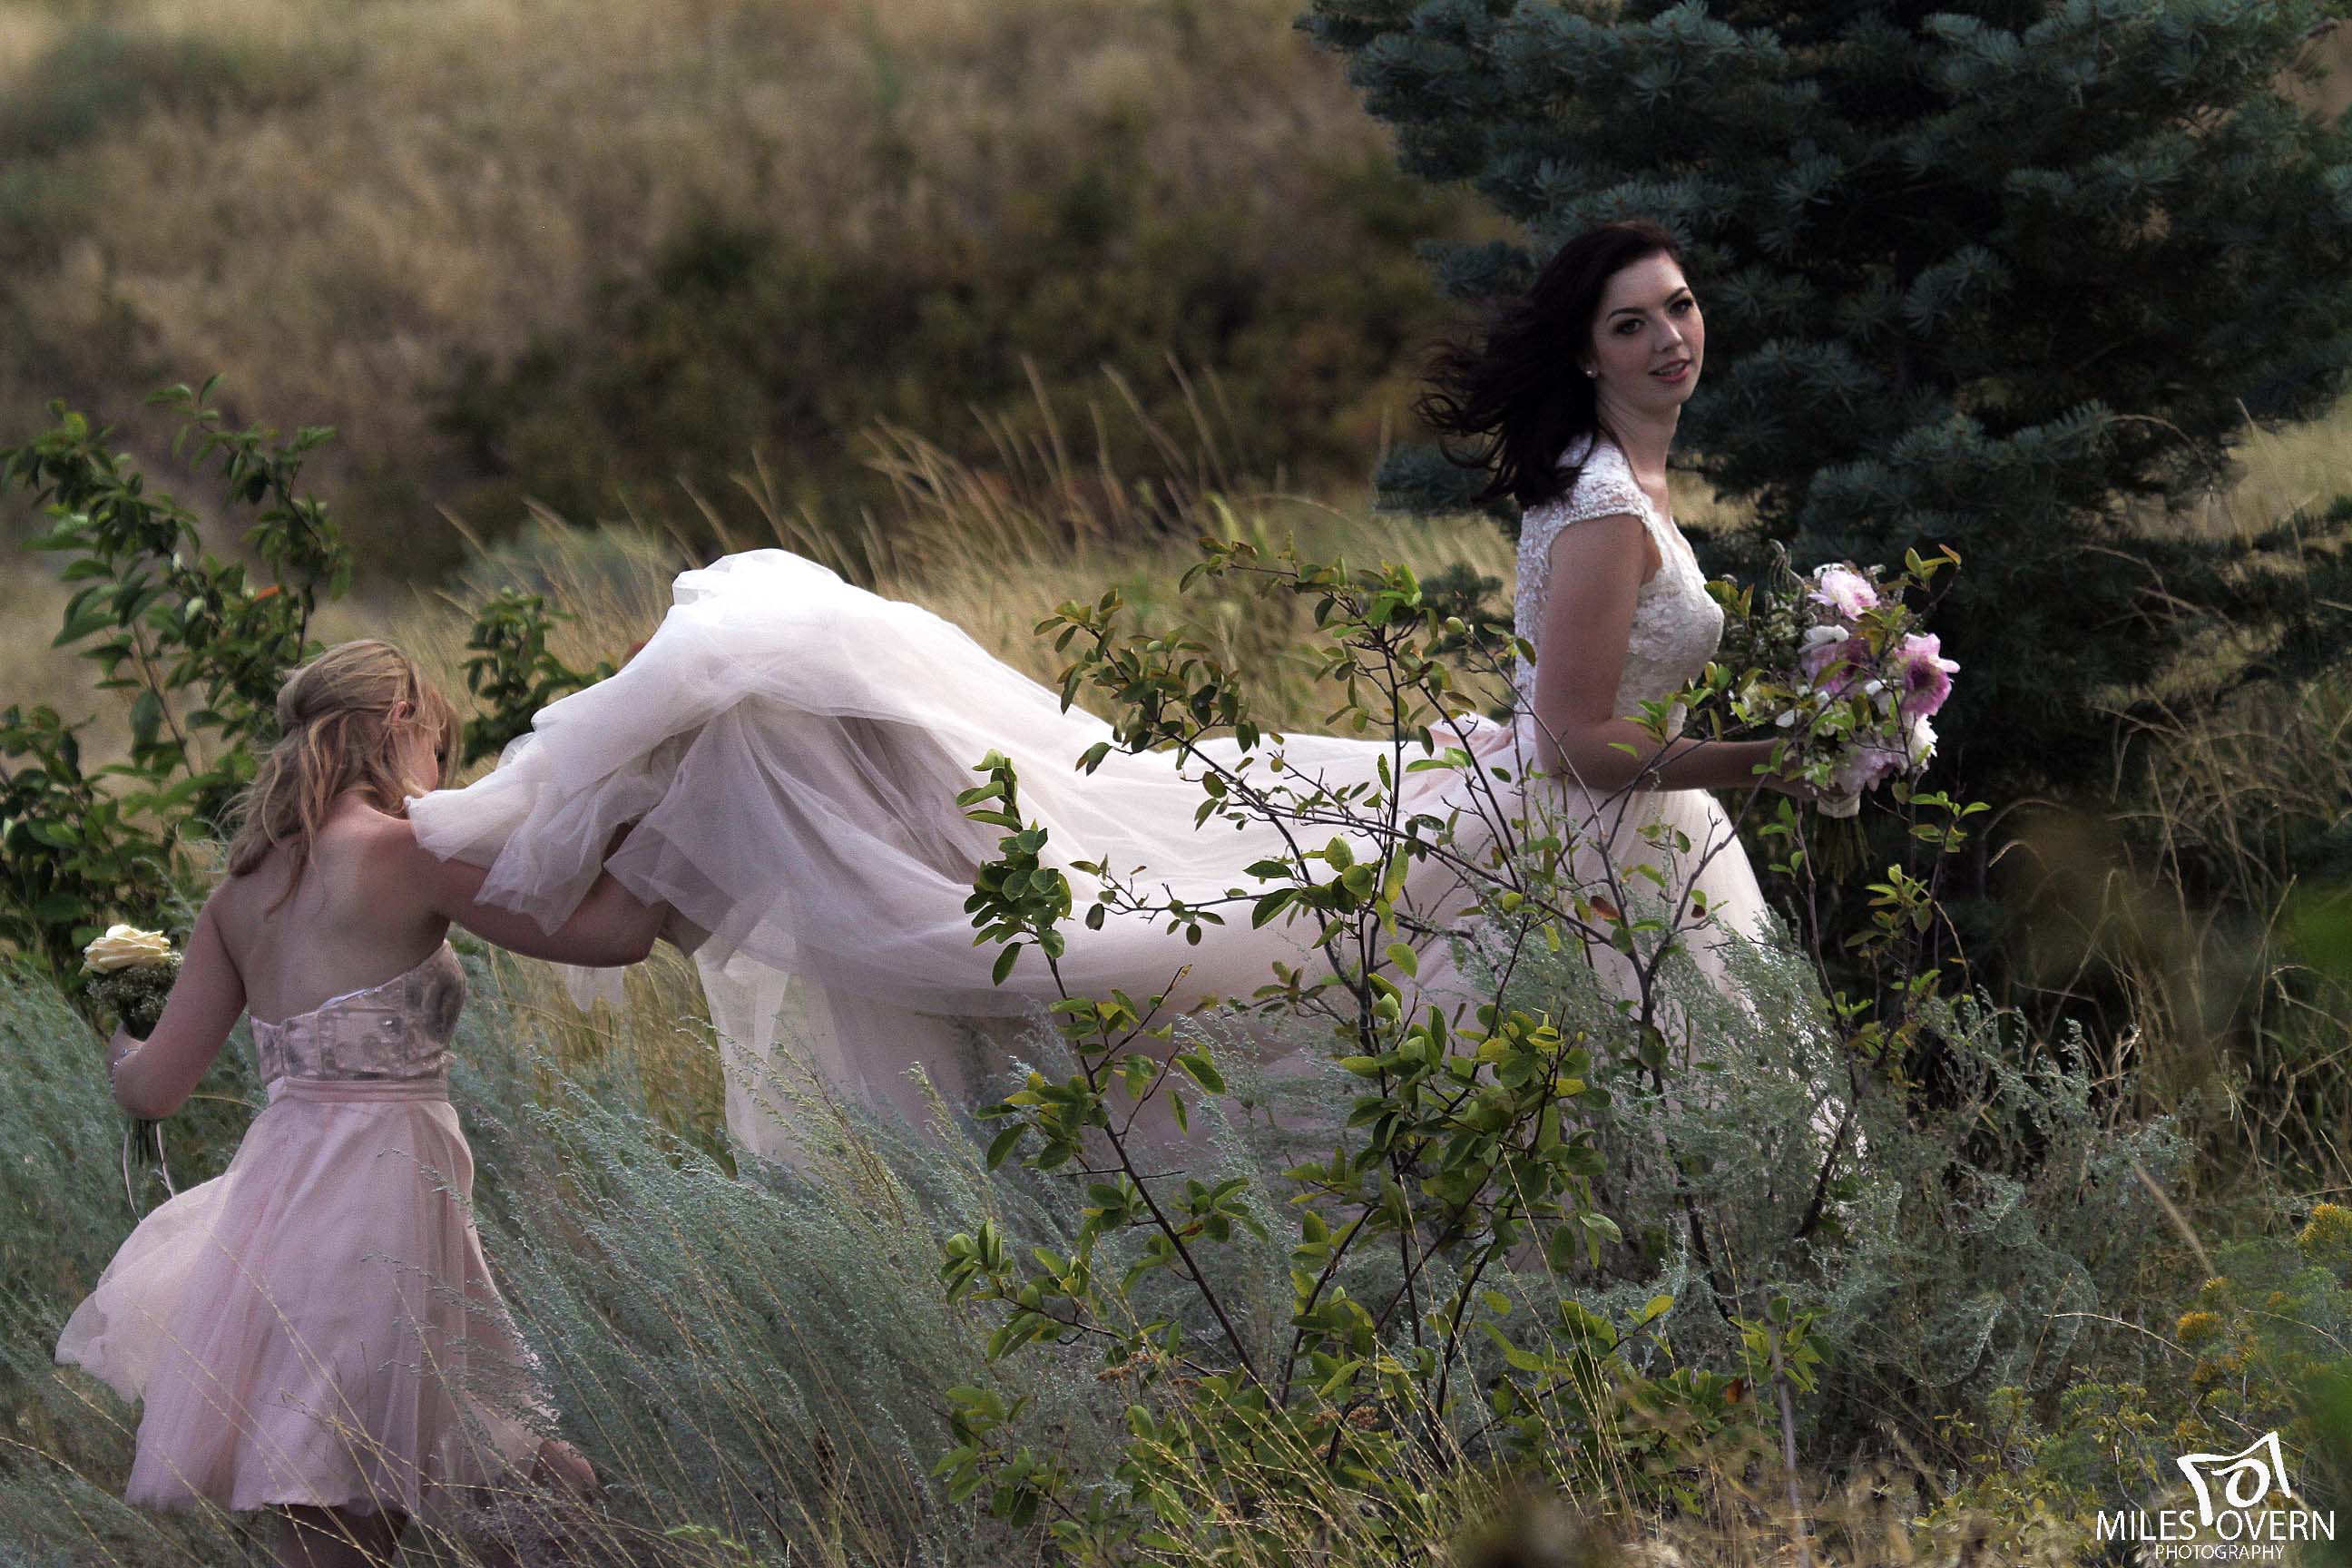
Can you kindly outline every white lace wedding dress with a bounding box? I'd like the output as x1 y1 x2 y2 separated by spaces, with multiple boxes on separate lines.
407 433 1775 1160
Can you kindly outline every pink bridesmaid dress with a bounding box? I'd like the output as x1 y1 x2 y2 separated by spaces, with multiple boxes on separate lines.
54 940 551 1519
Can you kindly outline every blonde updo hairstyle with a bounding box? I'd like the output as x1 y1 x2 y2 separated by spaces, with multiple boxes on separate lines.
225 640 458 908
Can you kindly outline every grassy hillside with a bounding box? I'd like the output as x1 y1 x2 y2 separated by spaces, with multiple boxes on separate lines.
0 0 1494 576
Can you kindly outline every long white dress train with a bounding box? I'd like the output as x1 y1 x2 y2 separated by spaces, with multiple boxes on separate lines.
407 435 1774 1161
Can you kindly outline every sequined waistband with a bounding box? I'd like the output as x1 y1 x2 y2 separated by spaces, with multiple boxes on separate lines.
266 1073 451 1106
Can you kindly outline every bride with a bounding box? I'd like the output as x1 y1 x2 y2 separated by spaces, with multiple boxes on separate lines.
407 219 1824 1160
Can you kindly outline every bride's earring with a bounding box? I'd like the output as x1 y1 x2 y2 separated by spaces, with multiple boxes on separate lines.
1584 368 1597 378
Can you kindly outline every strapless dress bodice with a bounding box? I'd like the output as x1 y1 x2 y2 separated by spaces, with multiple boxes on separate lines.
249 941 467 1085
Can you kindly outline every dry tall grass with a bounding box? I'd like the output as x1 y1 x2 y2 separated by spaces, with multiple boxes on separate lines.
0 0 1432 502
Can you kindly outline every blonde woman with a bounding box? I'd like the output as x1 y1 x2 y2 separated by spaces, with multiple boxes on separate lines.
56 640 673 1567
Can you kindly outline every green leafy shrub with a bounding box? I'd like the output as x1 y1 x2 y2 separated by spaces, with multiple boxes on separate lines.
912 530 2200 1559
0 381 608 993
0 377 347 981
1922 1207 2352 1548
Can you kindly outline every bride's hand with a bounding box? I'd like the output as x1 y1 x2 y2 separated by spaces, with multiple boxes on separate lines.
1764 768 1860 815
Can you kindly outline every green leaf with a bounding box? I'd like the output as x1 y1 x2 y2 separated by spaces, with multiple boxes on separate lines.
52 603 115 646
1250 889 1294 928
1174 1050 1225 1094
29 891 86 924
129 690 164 750
984 1123 1026 1170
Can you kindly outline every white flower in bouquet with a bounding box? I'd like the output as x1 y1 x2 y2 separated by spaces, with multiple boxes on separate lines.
83 925 177 974
83 924 181 1037
1905 712 1937 767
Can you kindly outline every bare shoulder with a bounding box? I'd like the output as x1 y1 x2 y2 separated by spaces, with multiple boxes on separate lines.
371 804 504 920
348 804 445 884
312 799 454 918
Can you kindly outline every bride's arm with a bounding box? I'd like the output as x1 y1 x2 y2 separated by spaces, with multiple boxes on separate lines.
397 823 671 967
1531 512 1800 795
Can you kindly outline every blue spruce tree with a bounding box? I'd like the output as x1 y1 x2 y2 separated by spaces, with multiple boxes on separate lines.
1300 0 2352 811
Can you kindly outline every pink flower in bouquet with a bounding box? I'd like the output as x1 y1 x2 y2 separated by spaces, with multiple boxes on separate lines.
1799 630 1871 697
1809 564 1878 620
1890 633 1959 717
1833 741 1906 798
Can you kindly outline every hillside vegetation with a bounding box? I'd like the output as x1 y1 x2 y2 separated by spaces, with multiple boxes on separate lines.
0 0 1492 576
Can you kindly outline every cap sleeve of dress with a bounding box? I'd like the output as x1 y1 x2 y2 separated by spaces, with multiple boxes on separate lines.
1514 436 1656 641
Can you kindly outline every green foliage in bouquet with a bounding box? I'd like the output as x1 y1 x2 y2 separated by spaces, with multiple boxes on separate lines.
1701 545 1959 799
1682 543 1989 1012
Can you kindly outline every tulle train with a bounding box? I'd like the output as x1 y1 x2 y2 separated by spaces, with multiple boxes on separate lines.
407 549 1774 1159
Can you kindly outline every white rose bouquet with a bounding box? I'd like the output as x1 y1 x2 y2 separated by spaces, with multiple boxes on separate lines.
83 924 185 1208
1708 545 1961 817
83 923 181 1035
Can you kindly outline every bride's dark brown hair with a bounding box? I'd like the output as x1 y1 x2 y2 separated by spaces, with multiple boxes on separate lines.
1413 218 1685 514
224 640 458 910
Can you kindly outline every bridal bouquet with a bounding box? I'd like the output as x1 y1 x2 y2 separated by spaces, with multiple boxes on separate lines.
83 923 181 1034
1710 547 1960 818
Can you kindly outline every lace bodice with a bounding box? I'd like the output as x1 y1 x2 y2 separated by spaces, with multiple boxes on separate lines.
1512 434 1723 730
249 941 467 1084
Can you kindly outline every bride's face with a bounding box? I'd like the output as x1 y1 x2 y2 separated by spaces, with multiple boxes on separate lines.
1581 254 1703 413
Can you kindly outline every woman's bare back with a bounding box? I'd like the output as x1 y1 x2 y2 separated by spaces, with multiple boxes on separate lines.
210 799 454 1026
